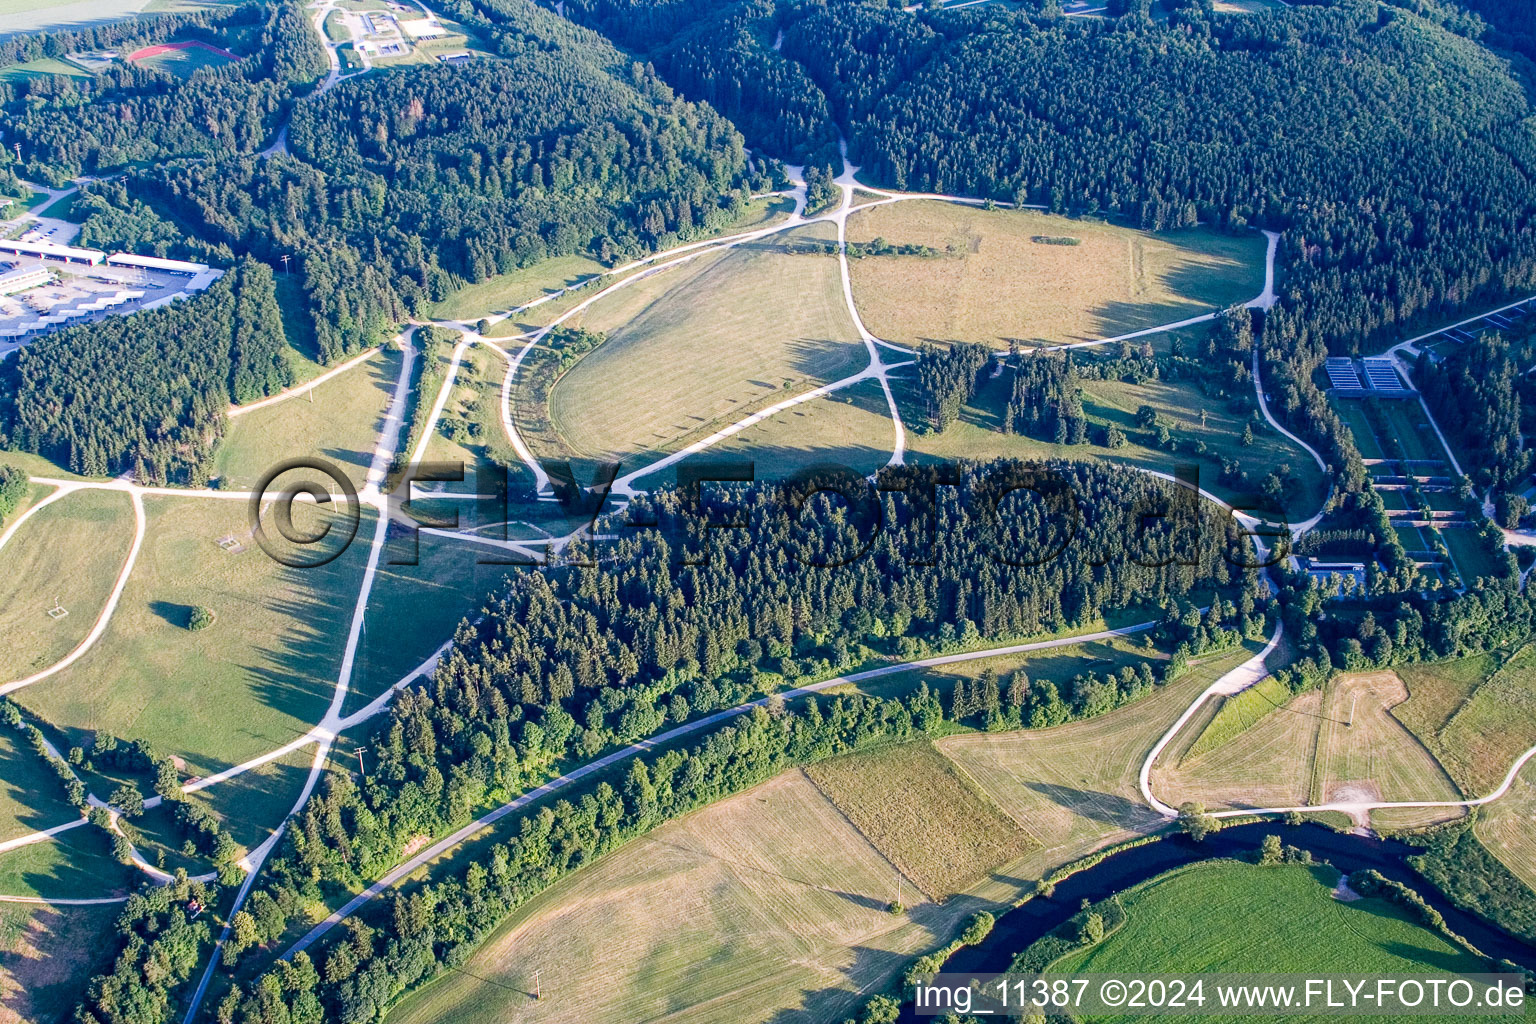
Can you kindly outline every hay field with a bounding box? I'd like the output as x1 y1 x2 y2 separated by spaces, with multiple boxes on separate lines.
0 901 119 1024
1157 686 1323 813
803 739 1036 898
1434 644 1536 796
0 487 135 676
383 770 960 1024
14 498 371 777
1315 673 1463 829
545 226 864 472
1476 760 1536 891
939 645 1259 866
845 200 1265 349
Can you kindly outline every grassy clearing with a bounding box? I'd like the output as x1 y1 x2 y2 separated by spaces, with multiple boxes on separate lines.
0 487 135 677
1394 653 1496 750
803 738 1036 899
0 901 119 1024
190 740 316 851
272 274 327 385
427 253 607 321
1435 644 1536 797
1476 760 1536 891
1334 399 1386 461
1055 861 1488 1000
544 226 864 475
481 198 797 337
1441 527 1504 584
904 349 1329 520
344 524 516 715
0 56 91 78
14 497 371 778
418 342 520 493
0 728 83 843
1314 672 1462 828
214 342 400 490
1375 399 1450 467
845 200 1265 349
386 769 963 1024
836 631 1165 705
0 821 133 899
638 377 895 489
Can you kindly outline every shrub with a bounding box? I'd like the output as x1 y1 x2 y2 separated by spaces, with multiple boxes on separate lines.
187 606 215 631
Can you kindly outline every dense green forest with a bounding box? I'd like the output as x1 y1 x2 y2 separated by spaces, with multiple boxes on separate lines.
0 259 289 481
558 0 1536 497
1 2 326 184
129 460 1257 1016
120 0 766 362
1420 335 1529 490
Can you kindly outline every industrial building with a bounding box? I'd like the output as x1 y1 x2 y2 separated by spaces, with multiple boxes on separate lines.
0 239 106 265
106 253 211 276
0 266 51 295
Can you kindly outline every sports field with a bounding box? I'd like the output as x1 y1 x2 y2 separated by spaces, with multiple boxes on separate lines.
845 200 1266 348
804 739 1036 898
13 497 372 777
546 226 865 472
0 487 135 676
1054 861 1488 996
0 901 119 1024
214 343 401 490
128 39 237 77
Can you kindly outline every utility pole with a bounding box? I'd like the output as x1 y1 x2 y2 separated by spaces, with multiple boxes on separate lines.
356 748 365 778
534 969 541 1001
279 253 291 275
1347 693 1357 728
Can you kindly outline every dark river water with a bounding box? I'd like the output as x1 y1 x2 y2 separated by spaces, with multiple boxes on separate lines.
898 823 1534 1020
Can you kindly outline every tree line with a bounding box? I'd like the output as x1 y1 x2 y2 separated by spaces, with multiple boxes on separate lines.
0 259 291 482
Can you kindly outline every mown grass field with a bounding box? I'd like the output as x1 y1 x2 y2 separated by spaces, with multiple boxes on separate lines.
636 377 895 489
0 901 119 1024
427 253 607 321
1313 672 1462 829
904 352 1329 520
546 225 864 474
1394 653 1496 744
942 645 1259 866
1441 527 1506 585
15 497 371 777
1054 861 1488 1009
1434 644 1536 797
1476 760 1536 892
213 343 401 490
0 487 135 677
384 769 958 1024
803 738 1036 898
0 727 84 843
844 200 1266 348
344 525 516 715
483 198 797 337
0 820 133 899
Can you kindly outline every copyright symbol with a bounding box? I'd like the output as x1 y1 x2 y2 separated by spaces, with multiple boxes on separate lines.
249 457 361 568
1100 980 1127 1007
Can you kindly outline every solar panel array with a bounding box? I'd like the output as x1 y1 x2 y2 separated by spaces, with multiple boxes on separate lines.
1362 358 1407 393
1325 357 1363 393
